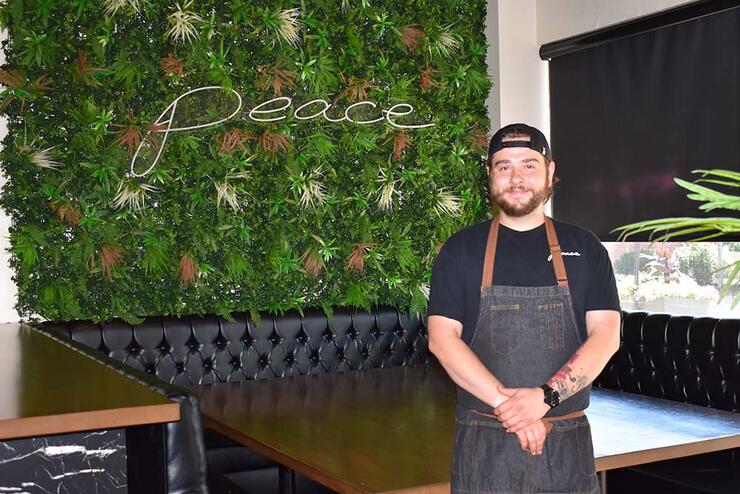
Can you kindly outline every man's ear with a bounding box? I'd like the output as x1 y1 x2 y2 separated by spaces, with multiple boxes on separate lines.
548 160 556 181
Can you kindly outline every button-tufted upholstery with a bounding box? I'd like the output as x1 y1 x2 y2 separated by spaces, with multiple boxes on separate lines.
595 311 740 494
43 306 430 494
595 311 740 412
48 307 429 387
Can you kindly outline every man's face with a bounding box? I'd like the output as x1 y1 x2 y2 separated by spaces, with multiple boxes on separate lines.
487 141 554 217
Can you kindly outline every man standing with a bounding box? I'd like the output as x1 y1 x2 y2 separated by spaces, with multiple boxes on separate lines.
428 123 621 493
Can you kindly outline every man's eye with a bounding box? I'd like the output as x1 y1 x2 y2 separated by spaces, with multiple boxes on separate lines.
497 166 509 172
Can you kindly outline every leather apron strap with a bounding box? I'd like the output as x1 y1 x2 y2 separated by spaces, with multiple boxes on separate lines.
469 409 586 435
544 217 569 288
470 409 585 422
481 216 569 288
480 216 500 288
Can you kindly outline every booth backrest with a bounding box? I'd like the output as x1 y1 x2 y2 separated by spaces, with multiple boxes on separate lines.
45 306 430 387
595 311 740 412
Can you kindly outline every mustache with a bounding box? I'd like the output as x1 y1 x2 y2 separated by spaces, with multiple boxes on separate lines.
505 186 532 193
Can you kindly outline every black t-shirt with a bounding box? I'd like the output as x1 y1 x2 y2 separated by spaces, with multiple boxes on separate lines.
428 219 621 343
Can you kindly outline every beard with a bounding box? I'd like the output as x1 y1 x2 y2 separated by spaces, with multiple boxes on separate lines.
489 179 552 217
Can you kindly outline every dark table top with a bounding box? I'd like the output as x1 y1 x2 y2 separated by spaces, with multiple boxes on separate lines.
0 323 179 440
192 363 740 494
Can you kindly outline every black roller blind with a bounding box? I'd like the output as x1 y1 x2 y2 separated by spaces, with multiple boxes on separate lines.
548 5 740 241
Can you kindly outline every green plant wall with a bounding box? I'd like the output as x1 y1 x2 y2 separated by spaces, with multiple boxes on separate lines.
0 0 490 322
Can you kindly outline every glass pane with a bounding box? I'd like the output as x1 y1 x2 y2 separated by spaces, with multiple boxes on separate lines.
603 242 740 318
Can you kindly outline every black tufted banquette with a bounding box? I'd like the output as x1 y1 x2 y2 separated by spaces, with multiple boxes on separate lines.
595 311 740 494
596 311 740 412
43 306 430 494
52 307 429 386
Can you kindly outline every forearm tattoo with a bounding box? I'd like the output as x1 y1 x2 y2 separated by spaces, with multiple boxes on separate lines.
548 352 589 400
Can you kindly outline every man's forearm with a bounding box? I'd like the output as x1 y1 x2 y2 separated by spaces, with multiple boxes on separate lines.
430 329 507 409
547 324 620 401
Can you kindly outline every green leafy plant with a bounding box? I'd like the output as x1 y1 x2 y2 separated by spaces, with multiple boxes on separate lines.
677 244 717 286
614 249 650 276
20 31 59 67
0 0 490 322
614 169 740 308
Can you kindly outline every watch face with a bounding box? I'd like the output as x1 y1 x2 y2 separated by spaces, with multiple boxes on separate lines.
550 391 560 407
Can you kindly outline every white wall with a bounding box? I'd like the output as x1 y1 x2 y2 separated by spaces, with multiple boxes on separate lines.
537 0 698 44
492 0 550 135
485 0 501 133
0 139 15 323
0 28 18 323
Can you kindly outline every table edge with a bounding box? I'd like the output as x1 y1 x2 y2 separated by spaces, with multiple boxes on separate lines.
0 402 180 440
377 482 450 494
200 424 740 494
203 415 373 494
594 434 740 471
372 434 740 494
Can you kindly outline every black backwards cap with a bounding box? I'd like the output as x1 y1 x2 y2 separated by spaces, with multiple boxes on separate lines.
487 123 552 162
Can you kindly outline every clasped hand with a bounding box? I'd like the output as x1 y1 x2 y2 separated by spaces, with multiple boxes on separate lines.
495 385 551 455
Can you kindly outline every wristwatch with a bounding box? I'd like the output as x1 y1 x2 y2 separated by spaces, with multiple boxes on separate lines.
540 384 560 408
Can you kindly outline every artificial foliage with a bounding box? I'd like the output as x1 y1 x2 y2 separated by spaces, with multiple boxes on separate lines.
0 0 491 322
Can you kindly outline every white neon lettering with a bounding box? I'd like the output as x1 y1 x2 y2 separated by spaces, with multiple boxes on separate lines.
320 102 347 123
384 103 435 129
131 86 242 178
248 97 292 122
129 86 434 178
344 101 385 124
293 99 331 120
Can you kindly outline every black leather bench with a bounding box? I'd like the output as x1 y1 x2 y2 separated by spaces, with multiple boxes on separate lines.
594 311 740 494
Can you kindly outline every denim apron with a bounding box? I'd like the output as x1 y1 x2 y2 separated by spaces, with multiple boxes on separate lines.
451 216 599 494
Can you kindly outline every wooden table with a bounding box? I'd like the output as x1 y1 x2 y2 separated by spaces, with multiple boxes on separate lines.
192 364 740 494
0 323 179 439
0 323 180 492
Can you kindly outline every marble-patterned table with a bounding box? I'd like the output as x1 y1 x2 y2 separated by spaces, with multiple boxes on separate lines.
0 323 179 493
0 430 127 492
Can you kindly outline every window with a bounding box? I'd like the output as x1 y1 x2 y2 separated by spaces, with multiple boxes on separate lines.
604 242 739 318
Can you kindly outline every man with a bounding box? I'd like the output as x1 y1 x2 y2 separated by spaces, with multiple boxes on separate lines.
428 123 621 493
